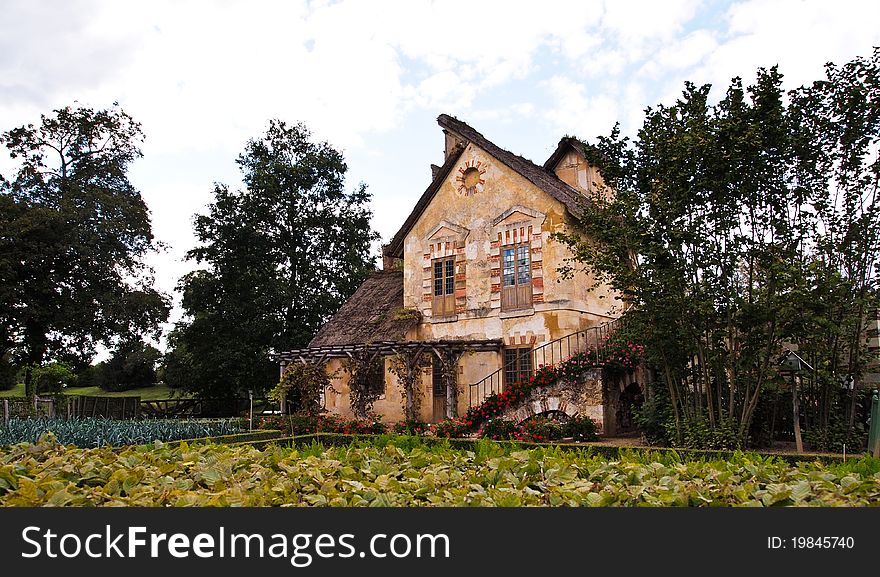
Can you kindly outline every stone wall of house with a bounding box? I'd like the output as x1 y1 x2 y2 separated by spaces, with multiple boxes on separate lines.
320 140 625 427
402 141 619 347
496 368 607 434
320 354 495 424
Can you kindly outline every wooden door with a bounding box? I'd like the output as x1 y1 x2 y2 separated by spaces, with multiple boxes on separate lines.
432 362 447 422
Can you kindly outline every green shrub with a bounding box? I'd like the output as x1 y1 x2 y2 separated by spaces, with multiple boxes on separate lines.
804 423 867 453
95 341 162 392
561 415 599 441
31 363 75 395
254 414 318 435
679 417 742 450
634 382 674 445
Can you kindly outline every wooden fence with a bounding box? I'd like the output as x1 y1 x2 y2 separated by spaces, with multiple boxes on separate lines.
2 396 276 422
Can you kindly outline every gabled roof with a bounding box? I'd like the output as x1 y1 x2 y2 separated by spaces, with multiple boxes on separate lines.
307 270 417 348
384 141 464 258
543 136 584 171
384 114 585 258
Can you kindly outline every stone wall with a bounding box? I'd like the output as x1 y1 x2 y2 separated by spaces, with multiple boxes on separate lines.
496 368 607 434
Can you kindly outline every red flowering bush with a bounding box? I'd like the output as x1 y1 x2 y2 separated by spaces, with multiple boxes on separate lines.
392 419 430 436
599 333 646 375
461 335 644 433
514 417 564 443
316 413 386 435
434 417 472 438
477 418 519 440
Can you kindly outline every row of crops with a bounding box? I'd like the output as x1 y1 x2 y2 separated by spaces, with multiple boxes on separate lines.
0 417 241 447
1 435 878 506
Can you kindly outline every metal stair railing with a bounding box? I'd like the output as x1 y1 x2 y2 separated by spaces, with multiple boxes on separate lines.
467 316 624 407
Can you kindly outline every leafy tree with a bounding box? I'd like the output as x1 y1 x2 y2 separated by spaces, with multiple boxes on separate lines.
0 105 170 384
94 340 162 392
171 120 377 397
29 362 75 395
558 50 880 448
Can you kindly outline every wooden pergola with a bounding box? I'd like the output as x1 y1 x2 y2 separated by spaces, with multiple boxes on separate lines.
274 339 503 420
275 338 503 366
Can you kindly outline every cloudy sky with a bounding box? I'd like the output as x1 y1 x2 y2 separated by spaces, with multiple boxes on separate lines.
2 0 879 345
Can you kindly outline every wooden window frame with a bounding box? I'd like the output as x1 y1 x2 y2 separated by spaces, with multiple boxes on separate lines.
501 242 532 311
432 256 456 318
503 346 533 388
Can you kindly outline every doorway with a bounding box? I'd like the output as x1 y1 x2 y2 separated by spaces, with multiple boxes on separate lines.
432 362 447 422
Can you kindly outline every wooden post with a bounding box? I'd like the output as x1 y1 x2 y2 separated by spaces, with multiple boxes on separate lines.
868 390 879 458
791 373 803 454
3 399 8 425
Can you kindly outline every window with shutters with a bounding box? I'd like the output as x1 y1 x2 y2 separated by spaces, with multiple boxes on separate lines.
501 243 532 311
432 256 456 317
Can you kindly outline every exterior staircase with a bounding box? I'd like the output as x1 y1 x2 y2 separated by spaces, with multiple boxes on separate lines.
467 316 625 407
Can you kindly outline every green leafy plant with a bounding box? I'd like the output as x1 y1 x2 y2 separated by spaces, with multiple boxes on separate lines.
3 437 878 506
0 417 240 447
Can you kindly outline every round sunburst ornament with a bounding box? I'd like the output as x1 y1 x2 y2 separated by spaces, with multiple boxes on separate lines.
455 159 487 196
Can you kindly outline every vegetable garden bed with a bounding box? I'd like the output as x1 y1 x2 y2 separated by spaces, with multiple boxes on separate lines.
1 435 877 506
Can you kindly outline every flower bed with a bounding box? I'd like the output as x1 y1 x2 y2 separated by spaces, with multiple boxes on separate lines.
477 416 598 442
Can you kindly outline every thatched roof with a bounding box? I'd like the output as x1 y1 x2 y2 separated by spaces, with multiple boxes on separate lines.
384 114 585 258
307 270 417 348
543 136 583 171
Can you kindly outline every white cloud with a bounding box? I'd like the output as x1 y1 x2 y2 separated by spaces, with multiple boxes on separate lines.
693 0 880 97
541 75 620 140
3 0 880 348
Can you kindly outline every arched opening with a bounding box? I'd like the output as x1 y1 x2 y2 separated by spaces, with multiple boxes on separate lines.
616 383 644 433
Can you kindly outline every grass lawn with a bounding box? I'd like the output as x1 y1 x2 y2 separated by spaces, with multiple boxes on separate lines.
0 382 184 400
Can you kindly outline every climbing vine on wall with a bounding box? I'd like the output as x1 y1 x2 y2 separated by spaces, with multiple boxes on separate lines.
342 348 385 419
269 361 332 415
388 349 430 421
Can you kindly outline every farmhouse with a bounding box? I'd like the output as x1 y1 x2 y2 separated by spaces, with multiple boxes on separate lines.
278 114 640 433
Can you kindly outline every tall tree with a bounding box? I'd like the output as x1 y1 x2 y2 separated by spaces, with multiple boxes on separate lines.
172 120 377 397
0 105 169 378
558 50 880 448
